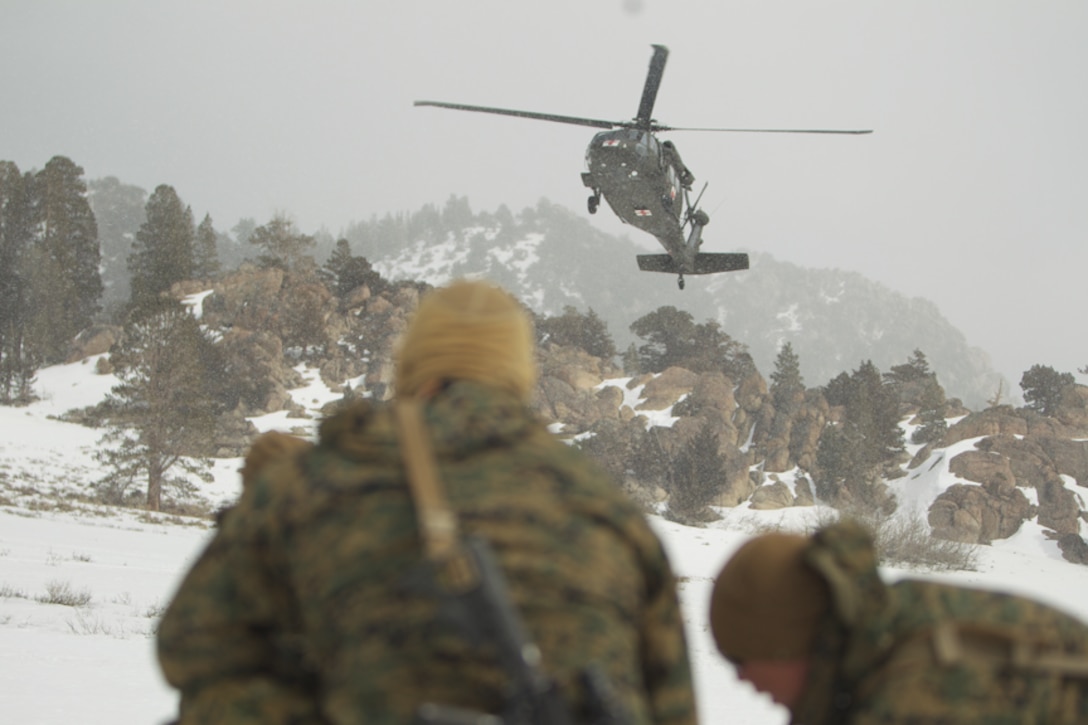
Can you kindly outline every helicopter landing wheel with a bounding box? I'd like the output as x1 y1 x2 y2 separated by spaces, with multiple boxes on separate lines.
587 195 600 214
677 275 685 290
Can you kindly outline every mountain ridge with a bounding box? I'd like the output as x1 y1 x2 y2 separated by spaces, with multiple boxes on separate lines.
353 200 1005 408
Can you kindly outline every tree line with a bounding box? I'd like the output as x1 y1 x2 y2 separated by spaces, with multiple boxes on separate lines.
2 155 1083 514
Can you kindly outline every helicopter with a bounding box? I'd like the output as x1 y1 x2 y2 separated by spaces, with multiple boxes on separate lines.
415 45 871 289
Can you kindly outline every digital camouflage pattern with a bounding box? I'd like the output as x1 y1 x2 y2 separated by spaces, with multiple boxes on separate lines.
157 381 696 725
793 521 1088 724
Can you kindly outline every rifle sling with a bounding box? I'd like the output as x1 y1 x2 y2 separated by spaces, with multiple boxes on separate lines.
395 399 460 563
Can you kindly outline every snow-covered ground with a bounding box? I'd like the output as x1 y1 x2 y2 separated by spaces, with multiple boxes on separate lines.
3 359 1088 724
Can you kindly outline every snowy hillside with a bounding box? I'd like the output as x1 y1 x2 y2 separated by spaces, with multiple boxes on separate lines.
362 207 1006 408
3 359 1088 725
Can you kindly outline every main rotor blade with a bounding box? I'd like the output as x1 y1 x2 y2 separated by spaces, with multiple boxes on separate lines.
657 125 873 134
635 45 669 130
414 101 617 130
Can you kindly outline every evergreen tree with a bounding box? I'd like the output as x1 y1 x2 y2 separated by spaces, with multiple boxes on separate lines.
95 304 216 511
630 306 750 377
538 306 617 359
816 360 904 508
25 156 102 364
322 238 353 286
0 161 37 402
441 194 473 230
88 176 147 319
630 306 699 371
668 426 724 520
1020 364 1076 416
846 360 904 466
193 214 221 279
770 341 805 412
912 376 949 445
129 185 195 312
885 348 932 383
321 238 384 299
250 213 315 269
622 343 640 375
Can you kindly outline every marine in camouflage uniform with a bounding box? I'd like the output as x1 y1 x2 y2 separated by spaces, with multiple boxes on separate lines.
709 520 1088 724
157 280 696 725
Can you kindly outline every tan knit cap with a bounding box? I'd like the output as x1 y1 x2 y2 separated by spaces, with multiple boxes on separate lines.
394 280 537 401
709 533 831 662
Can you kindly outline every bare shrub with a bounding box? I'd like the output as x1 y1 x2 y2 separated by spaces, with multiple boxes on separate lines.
842 508 979 572
1 583 28 599
37 579 93 607
67 610 120 636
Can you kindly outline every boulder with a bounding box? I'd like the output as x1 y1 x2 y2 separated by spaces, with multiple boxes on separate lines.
1036 477 1084 535
638 367 698 411
1057 533 1088 566
928 479 1035 544
1034 436 1088 487
942 407 1027 447
794 476 816 506
66 325 123 363
948 449 1017 489
749 481 793 510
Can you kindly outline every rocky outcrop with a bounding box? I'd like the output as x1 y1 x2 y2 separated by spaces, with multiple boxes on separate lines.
66 325 123 363
948 449 1017 489
752 390 830 475
1036 477 1084 536
928 478 1036 544
749 481 794 510
1058 533 1088 565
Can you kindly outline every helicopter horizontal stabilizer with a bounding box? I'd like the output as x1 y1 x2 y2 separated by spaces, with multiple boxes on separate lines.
693 252 750 274
636 253 749 275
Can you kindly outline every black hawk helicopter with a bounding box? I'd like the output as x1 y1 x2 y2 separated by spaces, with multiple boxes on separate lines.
416 45 871 289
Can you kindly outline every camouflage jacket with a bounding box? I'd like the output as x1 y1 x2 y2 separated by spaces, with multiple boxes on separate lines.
157 381 696 725
792 521 1088 725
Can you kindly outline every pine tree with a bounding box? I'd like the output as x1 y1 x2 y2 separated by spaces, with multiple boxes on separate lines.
816 360 904 508
539 306 617 359
886 348 931 383
25 156 102 364
88 176 147 319
249 213 315 269
770 342 805 412
95 304 216 511
630 306 698 372
129 185 195 312
630 306 749 378
668 427 724 520
321 238 384 299
0 161 38 402
622 343 640 375
912 377 948 445
321 238 353 286
193 214 221 280
1020 364 1076 416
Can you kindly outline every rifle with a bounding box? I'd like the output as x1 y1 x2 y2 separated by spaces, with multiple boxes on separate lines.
395 400 629 725
412 536 628 725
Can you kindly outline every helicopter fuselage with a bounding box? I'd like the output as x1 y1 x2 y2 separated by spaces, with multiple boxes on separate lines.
581 128 693 256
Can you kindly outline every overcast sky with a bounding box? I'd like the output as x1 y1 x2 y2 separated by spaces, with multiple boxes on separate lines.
3 1 1085 390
